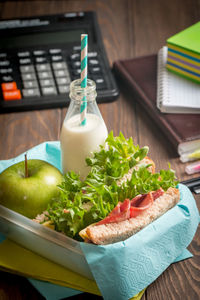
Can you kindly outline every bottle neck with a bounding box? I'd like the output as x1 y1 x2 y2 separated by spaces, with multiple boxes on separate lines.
69 79 97 103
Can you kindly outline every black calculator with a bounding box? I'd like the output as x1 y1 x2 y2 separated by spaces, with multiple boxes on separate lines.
0 12 119 113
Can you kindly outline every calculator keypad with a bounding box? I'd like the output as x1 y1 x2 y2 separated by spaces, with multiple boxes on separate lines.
0 48 107 103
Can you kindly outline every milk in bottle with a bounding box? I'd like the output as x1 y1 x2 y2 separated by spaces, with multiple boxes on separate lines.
60 79 108 180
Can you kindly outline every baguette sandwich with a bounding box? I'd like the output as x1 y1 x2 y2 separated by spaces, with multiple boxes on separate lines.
79 187 180 245
34 132 179 244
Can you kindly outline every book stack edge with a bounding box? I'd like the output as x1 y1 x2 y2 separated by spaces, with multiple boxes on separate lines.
166 22 200 84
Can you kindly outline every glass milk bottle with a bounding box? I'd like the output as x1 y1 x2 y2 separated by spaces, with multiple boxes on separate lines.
60 79 108 180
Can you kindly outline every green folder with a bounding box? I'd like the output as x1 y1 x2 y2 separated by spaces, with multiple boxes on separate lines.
167 21 200 55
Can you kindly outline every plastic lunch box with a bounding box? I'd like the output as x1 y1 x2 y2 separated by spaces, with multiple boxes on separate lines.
0 204 93 280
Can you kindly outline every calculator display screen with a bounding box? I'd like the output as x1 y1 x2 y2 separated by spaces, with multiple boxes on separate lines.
0 29 86 49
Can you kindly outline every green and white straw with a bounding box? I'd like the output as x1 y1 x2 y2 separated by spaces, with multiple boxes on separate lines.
80 34 88 126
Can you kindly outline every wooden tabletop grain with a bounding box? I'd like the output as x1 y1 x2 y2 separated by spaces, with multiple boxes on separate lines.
0 0 200 299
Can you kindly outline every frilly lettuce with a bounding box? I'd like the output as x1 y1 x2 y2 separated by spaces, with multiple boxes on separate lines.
47 132 178 240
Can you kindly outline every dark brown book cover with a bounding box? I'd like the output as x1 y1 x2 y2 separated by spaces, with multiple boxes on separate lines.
113 54 200 153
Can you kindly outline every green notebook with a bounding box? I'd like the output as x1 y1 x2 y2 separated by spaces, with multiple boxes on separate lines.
167 21 200 55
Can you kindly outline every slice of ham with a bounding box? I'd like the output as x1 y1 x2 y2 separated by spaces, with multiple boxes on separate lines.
152 188 165 199
130 192 154 217
97 199 130 225
97 188 164 225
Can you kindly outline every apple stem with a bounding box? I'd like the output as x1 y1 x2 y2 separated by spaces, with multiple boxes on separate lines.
25 154 28 178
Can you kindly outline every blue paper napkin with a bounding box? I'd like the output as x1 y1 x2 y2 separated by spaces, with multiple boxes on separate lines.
0 141 62 173
28 278 82 300
0 142 199 300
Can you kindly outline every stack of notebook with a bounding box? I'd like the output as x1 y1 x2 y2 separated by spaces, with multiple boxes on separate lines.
113 21 200 158
113 53 200 156
166 21 200 83
157 46 200 114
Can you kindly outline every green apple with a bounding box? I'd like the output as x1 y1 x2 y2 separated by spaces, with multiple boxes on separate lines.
0 159 63 219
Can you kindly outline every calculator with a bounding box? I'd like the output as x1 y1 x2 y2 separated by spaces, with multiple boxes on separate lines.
0 12 119 113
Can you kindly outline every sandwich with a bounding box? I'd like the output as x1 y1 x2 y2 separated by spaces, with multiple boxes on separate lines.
79 187 180 245
34 132 179 244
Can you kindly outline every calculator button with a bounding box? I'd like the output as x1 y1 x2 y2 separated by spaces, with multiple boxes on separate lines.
17 51 30 58
51 55 63 62
73 46 81 51
69 53 80 61
42 86 57 96
23 88 40 97
56 77 70 85
49 49 62 55
3 90 21 101
21 73 36 81
0 68 13 74
88 59 99 66
58 85 70 94
72 69 81 76
19 58 32 65
90 67 101 74
0 53 7 59
39 78 55 87
20 65 35 73
71 61 81 68
36 64 50 72
54 69 69 77
1 75 13 82
35 57 47 64
33 50 46 56
52 62 67 70
88 52 98 58
1 82 17 91
94 78 106 90
23 80 38 89
38 71 53 79
0 61 10 67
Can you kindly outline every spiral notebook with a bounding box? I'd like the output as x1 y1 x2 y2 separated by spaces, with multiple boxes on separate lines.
157 46 200 114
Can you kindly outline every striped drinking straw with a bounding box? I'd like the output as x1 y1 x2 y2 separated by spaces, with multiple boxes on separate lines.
80 34 88 126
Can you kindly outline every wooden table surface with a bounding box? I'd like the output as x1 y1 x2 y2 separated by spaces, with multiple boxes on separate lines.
0 0 200 299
